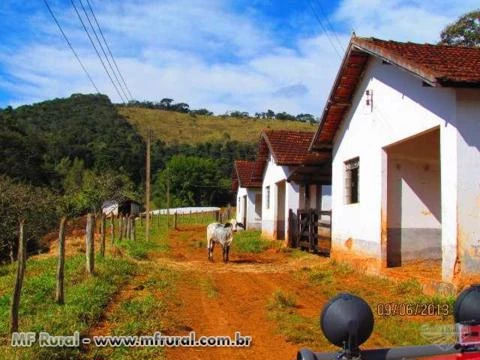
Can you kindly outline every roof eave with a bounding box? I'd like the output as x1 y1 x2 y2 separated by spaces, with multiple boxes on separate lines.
351 41 439 87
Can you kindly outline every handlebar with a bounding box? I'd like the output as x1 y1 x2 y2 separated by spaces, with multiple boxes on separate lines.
298 344 461 360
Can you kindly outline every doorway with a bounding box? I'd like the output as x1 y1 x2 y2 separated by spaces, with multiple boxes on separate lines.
276 181 286 240
385 128 441 268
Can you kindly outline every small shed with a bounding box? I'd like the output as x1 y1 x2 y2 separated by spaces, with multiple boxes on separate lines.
102 199 142 217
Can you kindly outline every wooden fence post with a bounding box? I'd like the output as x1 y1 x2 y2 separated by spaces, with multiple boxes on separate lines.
118 216 123 241
174 212 178 230
131 216 136 241
85 213 94 275
100 214 106 257
126 216 131 240
110 214 115 244
56 216 67 304
10 220 26 333
227 204 231 220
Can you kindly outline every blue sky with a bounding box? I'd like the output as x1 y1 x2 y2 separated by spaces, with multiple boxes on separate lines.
0 0 477 115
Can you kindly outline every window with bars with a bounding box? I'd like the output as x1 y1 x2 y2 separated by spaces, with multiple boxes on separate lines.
345 157 359 204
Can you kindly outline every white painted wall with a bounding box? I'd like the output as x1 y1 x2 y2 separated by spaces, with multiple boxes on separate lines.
332 57 456 263
331 57 480 282
452 89 480 277
260 154 302 241
236 187 262 230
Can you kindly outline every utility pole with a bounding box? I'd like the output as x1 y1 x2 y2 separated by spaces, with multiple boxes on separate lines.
166 167 170 228
145 129 151 241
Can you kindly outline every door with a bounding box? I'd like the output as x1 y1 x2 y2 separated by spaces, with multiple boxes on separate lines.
276 181 286 240
242 195 247 229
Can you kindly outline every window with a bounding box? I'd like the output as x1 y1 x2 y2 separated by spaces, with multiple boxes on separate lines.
266 186 270 209
345 157 359 204
255 193 262 218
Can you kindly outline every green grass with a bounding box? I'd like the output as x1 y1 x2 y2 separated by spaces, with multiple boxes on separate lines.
289 259 456 348
267 290 297 310
94 266 180 360
0 255 136 360
232 231 280 253
115 217 170 259
266 290 330 346
198 276 219 299
119 107 316 144
0 215 176 359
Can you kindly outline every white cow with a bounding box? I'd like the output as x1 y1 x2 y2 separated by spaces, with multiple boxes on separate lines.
206 220 244 262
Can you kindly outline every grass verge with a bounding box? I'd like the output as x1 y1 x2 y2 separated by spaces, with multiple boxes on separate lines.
92 266 180 360
0 255 136 360
290 260 455 348
266 290 331 347
232 231 280 253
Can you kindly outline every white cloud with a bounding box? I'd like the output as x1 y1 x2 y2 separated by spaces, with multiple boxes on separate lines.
0 0 478 115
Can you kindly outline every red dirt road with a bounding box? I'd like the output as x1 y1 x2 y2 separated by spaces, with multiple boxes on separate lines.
162 226 330 360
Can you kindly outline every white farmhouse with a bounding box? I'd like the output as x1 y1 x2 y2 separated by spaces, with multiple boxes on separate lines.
309 36 480 285
232 160 262 230
249 130 330 244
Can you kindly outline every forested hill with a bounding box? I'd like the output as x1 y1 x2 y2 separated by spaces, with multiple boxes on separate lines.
0 94 316 208
0 94 145 187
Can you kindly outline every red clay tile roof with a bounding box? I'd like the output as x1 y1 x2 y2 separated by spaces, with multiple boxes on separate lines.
232 160 261 192
262 130 321 165
251 130 330 182
354 37 480 86
310 36 480 150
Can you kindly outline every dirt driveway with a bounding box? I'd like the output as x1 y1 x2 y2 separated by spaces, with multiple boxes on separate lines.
160 226 333 360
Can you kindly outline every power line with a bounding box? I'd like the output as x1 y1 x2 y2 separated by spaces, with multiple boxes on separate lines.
78 0 130 102
307 0 343 59
70 0 126 103
86 0 134 101
313 0 345 52
43 0 100 93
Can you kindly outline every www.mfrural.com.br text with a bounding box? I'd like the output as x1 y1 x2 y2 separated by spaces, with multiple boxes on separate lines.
11 331 252 348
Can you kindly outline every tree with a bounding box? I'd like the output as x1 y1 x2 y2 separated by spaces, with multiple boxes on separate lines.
296 113 315 123
172 102 190 113
440 9 480 47
230 111 249 118
276 112 296 121
153 155 230 208
160 98 174 109
266 109 275 119
191 108 213 116
0 176 58 262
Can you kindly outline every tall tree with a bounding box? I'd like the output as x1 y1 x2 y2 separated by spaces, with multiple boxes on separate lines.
440 10 480 47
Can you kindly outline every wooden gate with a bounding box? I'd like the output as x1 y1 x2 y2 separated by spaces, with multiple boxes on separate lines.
288 209 331 255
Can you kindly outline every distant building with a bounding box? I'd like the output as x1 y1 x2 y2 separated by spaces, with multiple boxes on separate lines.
250 130 330 243
102 199 142 217
232 160 262 230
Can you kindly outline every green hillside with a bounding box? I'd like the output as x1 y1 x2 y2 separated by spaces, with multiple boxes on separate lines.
118 107 317 144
